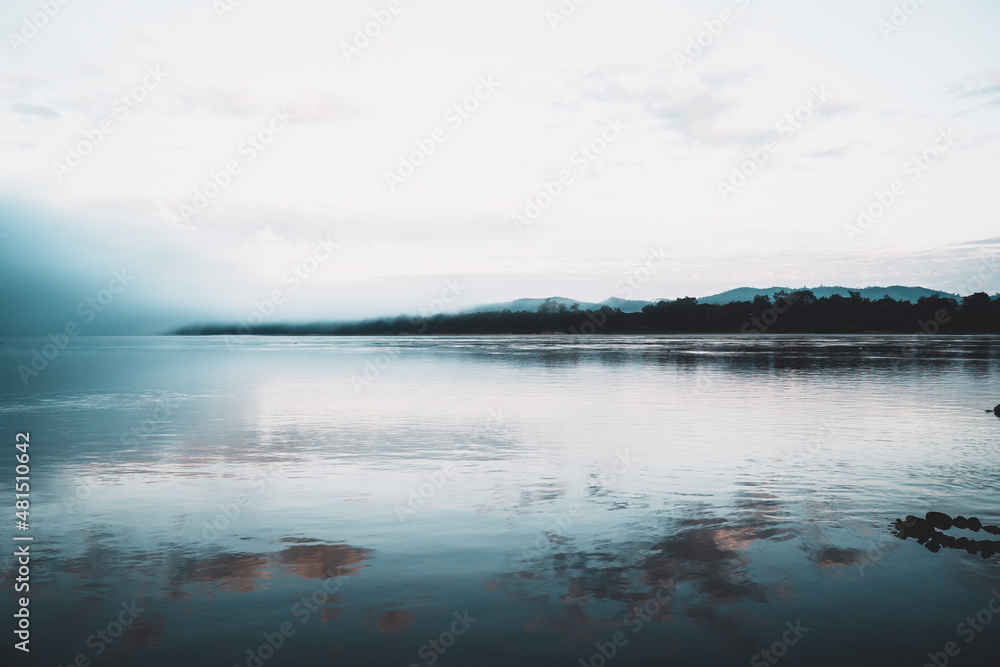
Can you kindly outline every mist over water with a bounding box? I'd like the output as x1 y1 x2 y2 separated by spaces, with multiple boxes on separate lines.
0 335 998 666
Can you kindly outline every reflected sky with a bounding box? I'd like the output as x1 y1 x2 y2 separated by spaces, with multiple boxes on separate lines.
0 336 998 666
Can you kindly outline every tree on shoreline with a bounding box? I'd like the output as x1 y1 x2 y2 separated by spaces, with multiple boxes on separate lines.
174 293 1000 336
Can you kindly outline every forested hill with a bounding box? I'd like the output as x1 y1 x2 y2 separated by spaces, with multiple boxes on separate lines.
175 291 1000 336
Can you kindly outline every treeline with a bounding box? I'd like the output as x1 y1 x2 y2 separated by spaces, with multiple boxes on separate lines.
175 291 1000 336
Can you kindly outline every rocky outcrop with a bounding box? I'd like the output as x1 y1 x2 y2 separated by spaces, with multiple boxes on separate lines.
894 512 1000 558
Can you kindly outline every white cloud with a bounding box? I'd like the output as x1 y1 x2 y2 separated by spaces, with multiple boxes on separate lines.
0 0 997 328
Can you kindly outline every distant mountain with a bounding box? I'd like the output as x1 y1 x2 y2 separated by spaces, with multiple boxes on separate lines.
467 296 660 314
697 285 960 305
467 286 961 315
465 297 602 314
599 297 656 313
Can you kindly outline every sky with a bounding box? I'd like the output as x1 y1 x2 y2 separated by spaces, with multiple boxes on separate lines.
1 0 999 333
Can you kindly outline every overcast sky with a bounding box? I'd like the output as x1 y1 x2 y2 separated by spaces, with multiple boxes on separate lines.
2 0 999 333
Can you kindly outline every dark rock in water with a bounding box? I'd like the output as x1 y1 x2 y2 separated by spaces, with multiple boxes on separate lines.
995 404 1000 417
925 511 953 530
893 513 1000 558
895 517 932 540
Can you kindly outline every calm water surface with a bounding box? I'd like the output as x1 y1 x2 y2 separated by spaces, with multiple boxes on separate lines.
0 335 998 666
